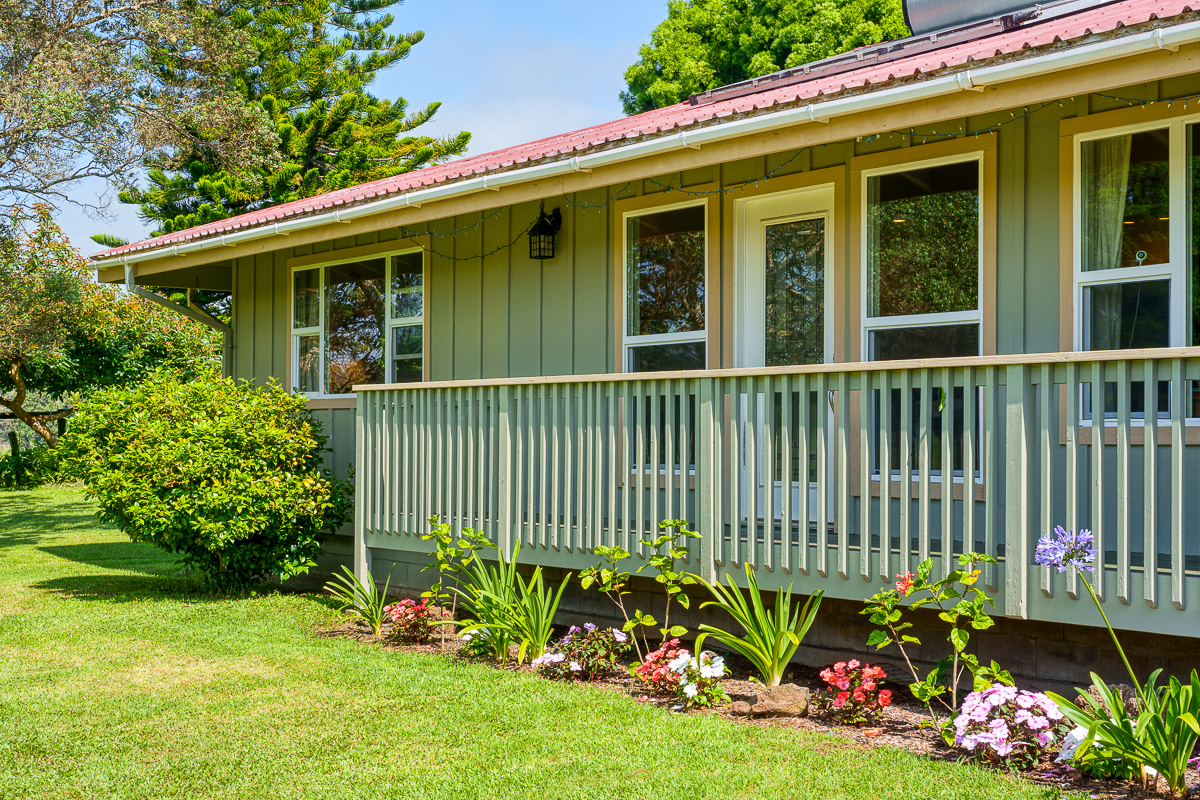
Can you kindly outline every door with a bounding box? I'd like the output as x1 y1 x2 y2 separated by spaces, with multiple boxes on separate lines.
735 187 836 530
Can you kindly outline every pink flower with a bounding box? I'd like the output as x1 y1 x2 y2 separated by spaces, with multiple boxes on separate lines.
833 691 849 708
879 690 892 706
895 573 915 596
847 659 861 670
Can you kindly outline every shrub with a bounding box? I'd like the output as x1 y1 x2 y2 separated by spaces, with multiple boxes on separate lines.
450 544 520 662
531 624 631 680
634 638 686 691
387 598 435 643
667 650 729 709
811 660 892 725
59 369 353 587
457 628 498 659
0 442 63 489
953 685 1069 771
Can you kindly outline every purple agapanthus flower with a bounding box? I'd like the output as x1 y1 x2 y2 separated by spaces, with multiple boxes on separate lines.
1034 526 1097 573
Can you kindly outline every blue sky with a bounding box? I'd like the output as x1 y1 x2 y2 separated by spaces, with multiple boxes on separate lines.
58 0 668 255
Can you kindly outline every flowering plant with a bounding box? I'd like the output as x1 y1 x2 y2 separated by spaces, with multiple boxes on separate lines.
531 623 631 681
667 650 729 709
953 685 1069 771
634 638 686 690
811 660 892 725
861 552 1012 728
386 597 435 643
457 627 497 659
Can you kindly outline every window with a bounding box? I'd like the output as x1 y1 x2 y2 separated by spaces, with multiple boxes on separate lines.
624 203 707 371
291 248 424 396
863 155 983 360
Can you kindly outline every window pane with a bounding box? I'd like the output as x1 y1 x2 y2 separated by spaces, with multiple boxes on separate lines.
627 206 705 337
869 324 980 361
393 324 422 356
293 269 320 329
325 258 386 394
392 357 422 384
391 251 423 319
1083 279 1170 350
765 218 824 366
867 161 979 317
628 341 705 372
294 334 320 393
1081 129 1169 272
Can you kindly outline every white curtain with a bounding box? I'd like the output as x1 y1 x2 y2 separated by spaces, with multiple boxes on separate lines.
1082 135 1131 350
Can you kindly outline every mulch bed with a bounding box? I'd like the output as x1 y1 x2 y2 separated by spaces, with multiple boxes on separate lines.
316 618 1197 799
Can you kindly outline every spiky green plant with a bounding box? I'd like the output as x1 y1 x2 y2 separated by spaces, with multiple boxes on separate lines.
324 565 394 637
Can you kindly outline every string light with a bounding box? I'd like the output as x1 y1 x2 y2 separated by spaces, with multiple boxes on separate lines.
393 90 1196 263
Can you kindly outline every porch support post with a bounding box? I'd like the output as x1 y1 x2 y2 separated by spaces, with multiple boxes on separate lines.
1004 364 1034 618
353 394 370 584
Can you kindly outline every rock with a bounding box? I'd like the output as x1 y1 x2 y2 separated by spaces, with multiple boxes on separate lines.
730 701 752 716
750 684 810 717
1076 683 1139 717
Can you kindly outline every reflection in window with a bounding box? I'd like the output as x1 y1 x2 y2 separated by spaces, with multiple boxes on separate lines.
325 259 386 394
628 341 706 372
765 218 825 366
294 269 320 328
1083 279 1170 351
867 161 979 318
295 334 320 393
1081 129 1169 272
392 324 423 383
391 251 424 319
626 206 705 337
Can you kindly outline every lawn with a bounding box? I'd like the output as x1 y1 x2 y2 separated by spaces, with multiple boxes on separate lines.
0 487 1066 800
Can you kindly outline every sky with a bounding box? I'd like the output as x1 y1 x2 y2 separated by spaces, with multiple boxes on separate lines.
56 0 669 255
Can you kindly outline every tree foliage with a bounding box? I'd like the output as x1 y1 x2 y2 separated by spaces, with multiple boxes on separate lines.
61 368 354 587
0 0 279 211
0 207 218 445
621 0 909 114
121 0 471 235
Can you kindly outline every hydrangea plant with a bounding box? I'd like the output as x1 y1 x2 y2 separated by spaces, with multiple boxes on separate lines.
531 623 631 681
954 685 1069 771
811 660 892 725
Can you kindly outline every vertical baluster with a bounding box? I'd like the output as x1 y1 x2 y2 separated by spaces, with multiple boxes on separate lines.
418 389 429 524
621 383 633 552
574 383 584 553
729 379 743 568
780 374 793 574
564 384 575 551
591 381 602 553
711 378 726 570
666 379 677 523
451 387 461 531
635 381 646 556
879 370 892 581
744 377 758 569
1116 361 1131 605
465 388 475 531
763 376 776 571
983 366 998 591
962 367 976 570
836 371 850 580
680 380 692 529
1091 359 1106 602
1144 359 1159 609
1004 364 1034 620
899 369 913 577
650 380 661 541
797 374 810 575
815 372 829 578
860 370 873 582
1171 359 1185 610
941 367 954 579
1039 363 1054 598
607 384 618 548
551 383 561 549
918 369 932 567
397 393 407 534
1065 363 1080 599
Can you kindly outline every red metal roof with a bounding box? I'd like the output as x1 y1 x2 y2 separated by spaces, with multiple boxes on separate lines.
95 0 1196 260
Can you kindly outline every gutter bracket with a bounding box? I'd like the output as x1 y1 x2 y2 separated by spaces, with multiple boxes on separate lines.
806 106 830 123
680 132 702 150
332 209 352 223
957 71 986 92
403 194 423 208
219 235 235 248
569 157 592 173
1155 29 1180 52
481 176 501 192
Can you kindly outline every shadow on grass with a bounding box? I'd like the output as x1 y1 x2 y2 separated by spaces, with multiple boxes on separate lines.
0 491 103 550
38 541 168 577
31 571 290 605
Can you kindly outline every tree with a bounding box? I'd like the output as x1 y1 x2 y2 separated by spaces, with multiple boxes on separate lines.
0 207 218 446
621 0 909 114
0 0 279 212
120 0 471 235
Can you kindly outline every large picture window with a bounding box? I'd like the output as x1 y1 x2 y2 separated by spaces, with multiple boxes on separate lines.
624 203 707 372
863 155 983 361
291 248 425 396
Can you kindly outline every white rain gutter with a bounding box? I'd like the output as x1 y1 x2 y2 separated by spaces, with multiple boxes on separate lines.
93 18 1200 270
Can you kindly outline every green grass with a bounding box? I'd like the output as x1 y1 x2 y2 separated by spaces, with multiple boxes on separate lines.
0 487 1066 800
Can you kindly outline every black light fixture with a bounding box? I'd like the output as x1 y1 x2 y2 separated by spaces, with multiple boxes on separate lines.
528 202 562 260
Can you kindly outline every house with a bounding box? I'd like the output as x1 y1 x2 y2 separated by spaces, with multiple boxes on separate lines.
92 0 1200 684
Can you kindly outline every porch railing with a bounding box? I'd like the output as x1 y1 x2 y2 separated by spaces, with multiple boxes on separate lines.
354 348 1200 637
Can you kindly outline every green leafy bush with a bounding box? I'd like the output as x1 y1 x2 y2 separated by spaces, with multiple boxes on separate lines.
60 368 352 587
0 442 64 489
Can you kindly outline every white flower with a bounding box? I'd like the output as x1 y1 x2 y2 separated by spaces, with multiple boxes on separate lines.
569 661 582 672
668 653 691 673
684 683 699 697
612 629 628 642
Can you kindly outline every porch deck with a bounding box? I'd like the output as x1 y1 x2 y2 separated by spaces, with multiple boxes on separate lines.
353 347 1200 637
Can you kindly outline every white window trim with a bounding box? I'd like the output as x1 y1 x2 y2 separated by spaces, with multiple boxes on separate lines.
621 198 708 372
859 151 986 361
289 246 426 398
1071 116 1191 353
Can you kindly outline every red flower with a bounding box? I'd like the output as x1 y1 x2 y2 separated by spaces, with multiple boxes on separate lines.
833 691 849 708
879 690 892 706
895 573 915 596
847 659 860 670
852 689 866 702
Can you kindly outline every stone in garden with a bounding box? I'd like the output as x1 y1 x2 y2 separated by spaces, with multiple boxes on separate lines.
750 684 809 717
730 701 751 716
1076 683 1139 717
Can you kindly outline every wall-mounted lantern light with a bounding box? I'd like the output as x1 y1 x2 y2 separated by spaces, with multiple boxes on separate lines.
528 202 562 260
